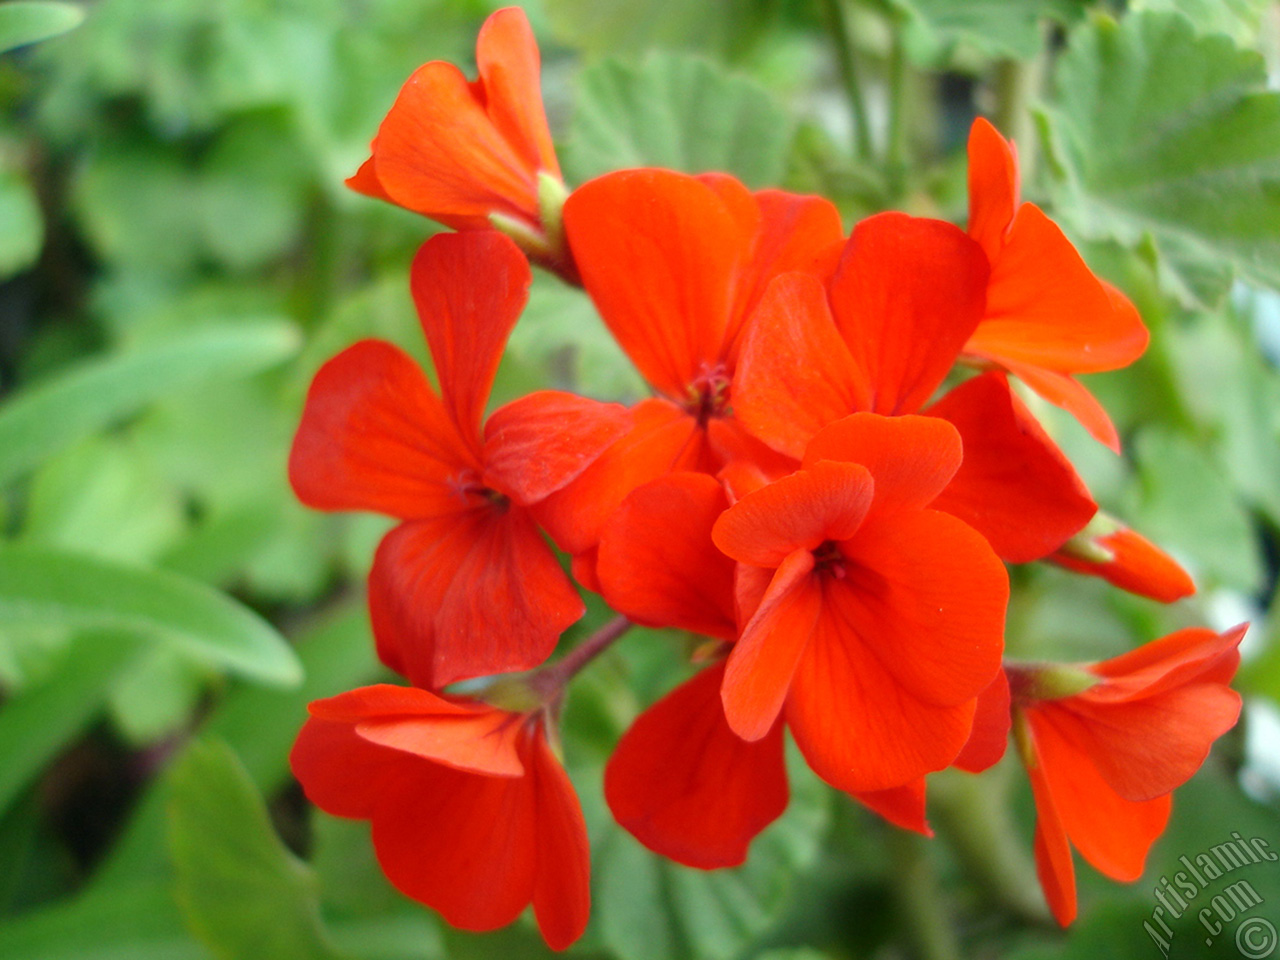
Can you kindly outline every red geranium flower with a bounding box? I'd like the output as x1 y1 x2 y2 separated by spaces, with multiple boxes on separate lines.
964 117 1149 452
711 413 1008 792
289 231 630 687
732 211 1097 562
349 8 569 270
1008 625 1246 924
534 169 843 576
291 684 590 949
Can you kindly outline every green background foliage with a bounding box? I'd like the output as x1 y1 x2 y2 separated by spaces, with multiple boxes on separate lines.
1 0 1279 958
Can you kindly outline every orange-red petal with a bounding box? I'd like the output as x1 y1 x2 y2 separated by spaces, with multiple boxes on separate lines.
928 372 1096 562
712 460 874 568
605 661 789 868
953 670 1011 773
786 612 979 792
967 204 1148 373
475 7 560 182
1003 361 1122 453
966 117 1019 261
288 339 478 519
483 391 632 505
597 473 737 640
564 170 757 399
732 273 862 459
828 212 989 416
529 730 591 950
410 231 532 445
851 779 931 836
802 413 964 517
1086 625 1245 700
533 398 710 556
1046 684 1241 802
1028 710 1172 882
367 9 554 228
1051 526 1196 602
369 508 582 688
1023 727 1079 926
831 510 1008 707
371 749 539 932
722 549 822 741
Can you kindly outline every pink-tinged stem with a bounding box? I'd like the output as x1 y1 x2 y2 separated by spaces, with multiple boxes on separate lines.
532 615 632 698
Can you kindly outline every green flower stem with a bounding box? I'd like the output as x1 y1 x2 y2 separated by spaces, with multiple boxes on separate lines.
930 768 1053 925
991 33 1048 186
884 826 961 960
885 24 909 200
820 0 873 162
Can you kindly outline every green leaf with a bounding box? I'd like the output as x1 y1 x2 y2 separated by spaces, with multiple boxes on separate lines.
94 605 376 888
22 436 185 565
197 114 309 271
889 0 1086 60
0 545 302 687
0 320 299 487
506 273 646 402
1131 0 1270 46
544 0 754 59
0 629 143 819
1045 12 1280 303
1128 428 1264 593
0 1 83 53
106 646 208 745
0 879 205 960
563 53 794 189
0 170 44 279
1163 302 1280 526
167 739 343 960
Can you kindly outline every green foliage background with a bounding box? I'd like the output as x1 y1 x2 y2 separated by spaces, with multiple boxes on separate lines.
1 0 1279 958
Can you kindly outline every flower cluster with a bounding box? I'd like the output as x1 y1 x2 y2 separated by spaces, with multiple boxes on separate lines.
288 7 1246 947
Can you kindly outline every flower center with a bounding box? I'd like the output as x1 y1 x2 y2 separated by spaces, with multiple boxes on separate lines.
812 540 847 580
682 362 731 427
448 469 509 510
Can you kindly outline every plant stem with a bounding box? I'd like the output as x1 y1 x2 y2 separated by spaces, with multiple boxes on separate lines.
533 615 631 698
930 768 1053 925
820 0 873 162
991 31 1048 187
884 827 961 960
885 24 909 200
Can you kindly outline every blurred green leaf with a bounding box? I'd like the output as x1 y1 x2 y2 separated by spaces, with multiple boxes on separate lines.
0 545 302 686
506 274 645 401
106 646 208 745
1045 12 1280 304
168 739 343 960
890 0 1085 60
0 320 299 487
0 1 83 53
1128 428 1263 593
71 143 205 272
95 606 376 889
0 879 205 960
22 436 184 564
544 0 754 59
1131 0 1270 46
1163 306 1280 525
0 629 142 819
563 52 794 188
198 113 310 271
0 170 44 280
